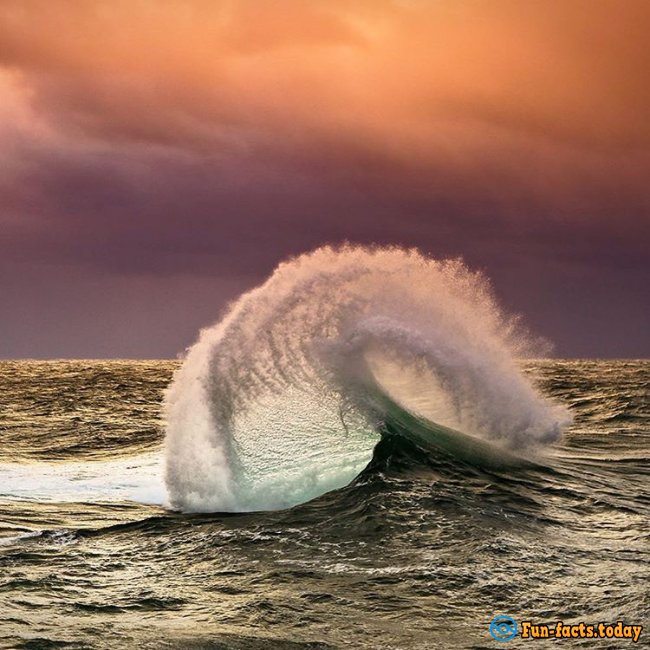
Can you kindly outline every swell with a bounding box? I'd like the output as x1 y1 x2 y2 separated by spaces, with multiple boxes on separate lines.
164 245 569 513
0 360 173 463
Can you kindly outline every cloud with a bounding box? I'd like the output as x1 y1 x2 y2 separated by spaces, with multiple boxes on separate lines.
0 0 647 355
2 0 648 146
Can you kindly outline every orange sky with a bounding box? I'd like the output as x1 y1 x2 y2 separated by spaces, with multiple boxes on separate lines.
0 1 648 357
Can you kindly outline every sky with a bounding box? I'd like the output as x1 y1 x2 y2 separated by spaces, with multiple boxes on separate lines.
0 0 648 359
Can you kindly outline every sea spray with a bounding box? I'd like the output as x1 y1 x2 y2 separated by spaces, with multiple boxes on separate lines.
164 246 568 512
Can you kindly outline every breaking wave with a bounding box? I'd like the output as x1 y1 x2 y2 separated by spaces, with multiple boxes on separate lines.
164 246 568 512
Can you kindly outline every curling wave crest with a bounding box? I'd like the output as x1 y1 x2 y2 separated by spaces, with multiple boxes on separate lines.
164 246 568 512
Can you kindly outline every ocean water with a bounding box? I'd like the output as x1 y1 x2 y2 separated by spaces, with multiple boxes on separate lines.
0 359 648 649
1 248 648 648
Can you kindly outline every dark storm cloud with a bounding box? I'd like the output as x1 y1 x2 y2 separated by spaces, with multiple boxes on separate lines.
0 0 648 357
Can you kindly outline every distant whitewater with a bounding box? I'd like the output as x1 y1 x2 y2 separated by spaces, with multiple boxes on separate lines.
164 246 569 512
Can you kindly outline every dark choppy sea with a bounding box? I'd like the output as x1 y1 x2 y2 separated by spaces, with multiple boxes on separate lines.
0 360 648 649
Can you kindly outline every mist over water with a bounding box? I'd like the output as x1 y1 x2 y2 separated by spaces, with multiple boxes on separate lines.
164 246 568 513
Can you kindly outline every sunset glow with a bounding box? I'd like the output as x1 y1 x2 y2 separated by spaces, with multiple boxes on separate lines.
0 0 648 357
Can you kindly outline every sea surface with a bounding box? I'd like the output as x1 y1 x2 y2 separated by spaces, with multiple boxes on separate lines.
0 360 648 649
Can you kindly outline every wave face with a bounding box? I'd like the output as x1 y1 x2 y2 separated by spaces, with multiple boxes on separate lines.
164 246 568 512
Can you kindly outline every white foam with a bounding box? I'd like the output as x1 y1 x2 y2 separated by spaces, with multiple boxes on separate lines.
0 452 165 505
164 245 569 513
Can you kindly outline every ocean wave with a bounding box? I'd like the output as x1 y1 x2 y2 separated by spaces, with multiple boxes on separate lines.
164 246 569 512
